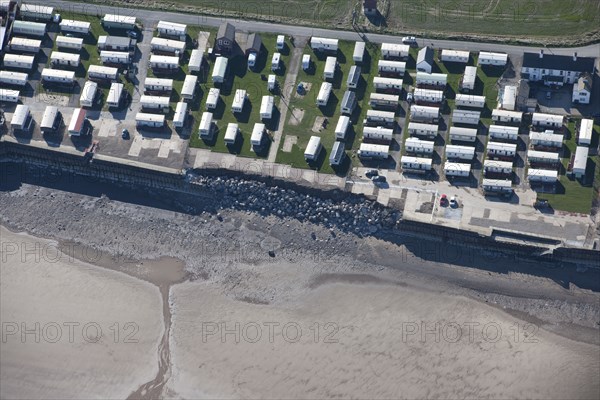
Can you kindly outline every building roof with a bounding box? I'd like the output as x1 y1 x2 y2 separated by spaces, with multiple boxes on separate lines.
246 33 262 53
522 52 595 73
217 22 235 41
417 46 434 65
575 72 593 92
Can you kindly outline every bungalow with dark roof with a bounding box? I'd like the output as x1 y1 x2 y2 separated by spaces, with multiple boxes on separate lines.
245 33 262 56
215 22 235 54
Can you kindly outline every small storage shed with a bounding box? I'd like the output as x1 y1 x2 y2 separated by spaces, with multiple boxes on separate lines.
455 94 485 108
573 146 589 178
251 123 266 147
324 56 337 80
206 88 220 110
335 115 351 140
212 57 228 83
199 112 214 139
449 126 477 142
353 41 365 63
446 145 475 161
451 109 480 126
407 122 438 139
173 101 188 128
444 162 472 177
358 143 389 160
260 95 275 120
304 136 322 161
231 89 247 113
224 123 239 144
578 118 593 146
79 80 98 107
316 82 333 106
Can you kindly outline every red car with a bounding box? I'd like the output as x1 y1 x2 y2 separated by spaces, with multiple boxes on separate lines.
440 194 448 206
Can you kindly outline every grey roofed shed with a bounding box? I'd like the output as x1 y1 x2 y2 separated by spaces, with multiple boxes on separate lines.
218 22 235 42
245 33 262 55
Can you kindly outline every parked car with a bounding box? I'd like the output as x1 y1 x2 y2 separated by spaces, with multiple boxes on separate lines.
121 129 130 140
127 30 138 39
449 196 458 208
402 36 417 45
372 175 386 183
365 169 378 178
440 194 448 206
546 91 552 100
406 92 414 103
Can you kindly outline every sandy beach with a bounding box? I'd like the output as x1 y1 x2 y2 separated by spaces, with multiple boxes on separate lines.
0 226 164 400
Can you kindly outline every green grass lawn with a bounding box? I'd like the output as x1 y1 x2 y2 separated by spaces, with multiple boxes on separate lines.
275 40 380 175
536 120 600 214
189 33 293 159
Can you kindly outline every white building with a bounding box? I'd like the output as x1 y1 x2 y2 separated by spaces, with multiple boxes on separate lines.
224 123 239 144
441 49 469 63
407 122 438 139
98 36 132 52
365 110 395 127
268 74 276 91
405 137 434 155
347 65 361 89
484 160 513 175
144 78 173 94
302 54 311 71
530 131 563 148
492 109 523 125
573 146 589 178
8 37 41 53
414 88 444 104
157 21 187 40
140 95 171 112
527 150 560 165
151 37 186 55
369 93 399 110
460 66 477 90
60 20 91 35
212 57 228 83
478 52 508 67
231 89 247 113
449 126 477 142
79 80 98 107
482 179 513 194
100 50 130 65
40 106 60 133
358 143 389 159
416 46 434 74
136 112 165 128
102 14 136 30
446 145 475 161
381 43 409 59
444 162 472 177
0 71 28 86
12 20 46 37
41 68 75 84
329 141 345 166
276 35 285 50
206 88 220 110
260 95 275 120
452 109 480 126
572 73 592 104
310 37 338 53
20 4 53 21
578 119 593 146
363 126 394 143
271 52 281 72
67 108 86 136
251 123 266 147
455 94 485 108
353 41 365 63
401 156 432 172
335 115 350 140
500 85 517 111
532 112 564 129
324 56 337 79
3 54 35 70
173 101 188 128
149 55 179 70
487 141 517 158
316 82 333 106
107 82 124 107
10 104 30 131
378 60 405 76
188 49 203 73
373 77 403 94
50 51 80 67
87 65 119 81
416 72 447 87
199 112 214 139
181 75 198 101
0 89 20 103
410 105 439 123
489 125 519 141
56 36 83 51
528 169 558 183
304 136 322 161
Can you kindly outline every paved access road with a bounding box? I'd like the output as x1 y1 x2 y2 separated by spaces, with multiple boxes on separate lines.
52 0 600 57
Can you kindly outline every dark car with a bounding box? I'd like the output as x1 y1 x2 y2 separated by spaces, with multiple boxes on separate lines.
121 129 130 140
365 169 378 178
372 175 386 183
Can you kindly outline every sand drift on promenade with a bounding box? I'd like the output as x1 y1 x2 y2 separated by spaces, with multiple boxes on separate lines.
168 263 600 400
0 227 164 400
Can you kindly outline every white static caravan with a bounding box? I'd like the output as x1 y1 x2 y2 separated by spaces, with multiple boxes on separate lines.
373 77 403 94
0 71 28 86
408 122 438 139
8 37 41 53
381 43 409 60
98 36 133 52
413 88 444 104
140 95 171 112
573 146 589 178
363 126 394 143
578 119 594 146
455 94 485 108
446 145 476 161
409 105 440 123
364 110 395 127
335 115 351 140
310 37 338 53
460 66 477 90
487 141 517 158
377 60 406 77
0 89 20 103
444 162 472 177
10 105 30 131
316 82 333 106
347 65 361 89
484 160 513 175
527 150 560 165
401 156 433 172
88 65 119 81
231 89 247 113
60 20 91 35
206 88 220 110
449 126 477 142
271 52 281 72
55 36 84 51
149 55 179 71
212 57 228 83
329 141 345 166
188 49 203 73
276 35 285 50
530 131 563 148
260 95 275 120
501 85 517 110
79 81 98 107
199 112 214 139
144 77 173 94
528 169 558 183
353 41 365 63
358 143 389 160
302 54 311 71
151 37 186 55
50 51 80 67
100 50 130 65
405 137 435 155
482 179 513 195
451 109 480 126
324 56 337 80
107 82 124 107
136 112 165 129
340 90 357 115
492 109 523 125
20 4 53 21
181 75 198 101
12 20 46 37
251 123 266 147
268 74 276 91
441 50 470 63
102 14 136 30
478 51 508 67
369 93 399 110
173 101 188 128
157 21 187 40
67 108 86 136
488 125 519 142
41 68 75 84
40 106 60 133
3 54 35 70
304 136 322 161
416 72 447 88
224 123 239 144
532 112 564 129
